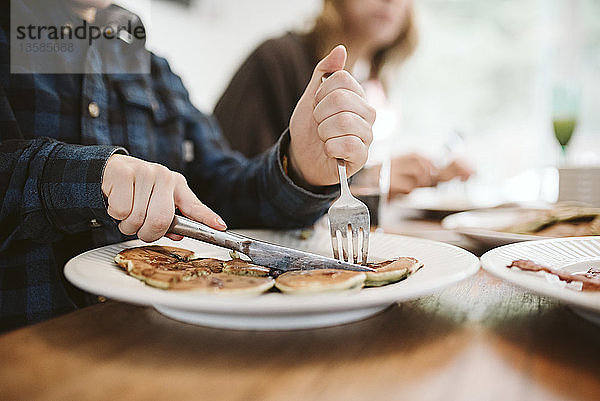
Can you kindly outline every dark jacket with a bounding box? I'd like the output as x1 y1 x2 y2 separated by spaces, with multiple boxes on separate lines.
214 32 318 158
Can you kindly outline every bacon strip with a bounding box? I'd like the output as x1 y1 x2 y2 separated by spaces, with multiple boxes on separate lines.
508 259 600 291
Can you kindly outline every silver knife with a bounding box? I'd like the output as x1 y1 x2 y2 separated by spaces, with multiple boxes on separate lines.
168 215 375 273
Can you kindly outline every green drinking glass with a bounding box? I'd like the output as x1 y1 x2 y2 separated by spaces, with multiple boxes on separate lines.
551 84 580 159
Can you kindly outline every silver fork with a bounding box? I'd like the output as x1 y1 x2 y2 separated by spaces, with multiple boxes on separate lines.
327 159 370 264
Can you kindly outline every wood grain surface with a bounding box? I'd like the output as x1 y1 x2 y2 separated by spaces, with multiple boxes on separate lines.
1 268 599 401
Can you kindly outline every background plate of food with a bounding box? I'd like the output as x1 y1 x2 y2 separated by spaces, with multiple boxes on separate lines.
65 229 479 330
442 204 600 248
481 236 600 325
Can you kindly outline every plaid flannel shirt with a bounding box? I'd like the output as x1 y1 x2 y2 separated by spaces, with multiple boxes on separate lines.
0 1 337 331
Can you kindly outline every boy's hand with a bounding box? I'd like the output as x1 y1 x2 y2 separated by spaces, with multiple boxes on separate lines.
102 154 227 242
288 45 375 187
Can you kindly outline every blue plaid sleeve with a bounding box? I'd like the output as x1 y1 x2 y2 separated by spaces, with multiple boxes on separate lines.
0 138 125 247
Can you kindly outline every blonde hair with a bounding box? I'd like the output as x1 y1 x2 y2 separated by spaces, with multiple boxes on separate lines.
310 0 417 85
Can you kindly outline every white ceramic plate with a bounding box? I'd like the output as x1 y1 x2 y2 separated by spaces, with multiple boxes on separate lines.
64 229 479 330
442 208 552 248
481 236 600 325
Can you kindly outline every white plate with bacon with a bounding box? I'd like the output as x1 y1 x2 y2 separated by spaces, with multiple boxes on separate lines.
481 236 600 325
65 228 479 330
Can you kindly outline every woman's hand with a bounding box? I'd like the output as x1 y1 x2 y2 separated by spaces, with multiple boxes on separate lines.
389 154 474 197
389 153 439 196
437 158 474 182
288 45 376 187
101 154 227 242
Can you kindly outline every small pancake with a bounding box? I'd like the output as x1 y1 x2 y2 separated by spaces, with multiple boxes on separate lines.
187 258 225 273
275 269 366 294
116 246 221 287
164 273 274 294
143 269 189 290
364 257 423 287
222 259 271 277
128 261 218 289
115 245 196 273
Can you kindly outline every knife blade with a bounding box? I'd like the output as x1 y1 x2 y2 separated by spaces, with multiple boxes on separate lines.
168 215 375 272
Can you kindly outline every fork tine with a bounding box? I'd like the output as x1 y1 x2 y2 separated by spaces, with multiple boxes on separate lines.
340 226 349 262
330 225 340 260
351 225 359 264
361 227 369 265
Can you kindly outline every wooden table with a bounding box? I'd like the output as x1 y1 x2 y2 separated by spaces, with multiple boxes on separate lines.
1 219 599 401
